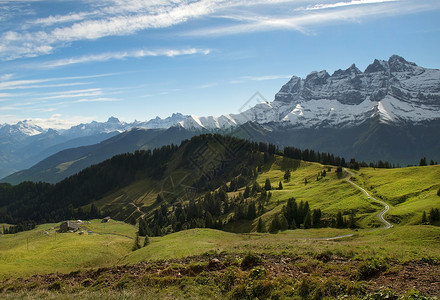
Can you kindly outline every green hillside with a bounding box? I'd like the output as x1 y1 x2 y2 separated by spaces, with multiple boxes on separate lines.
0 220 135 279
1 134 440 298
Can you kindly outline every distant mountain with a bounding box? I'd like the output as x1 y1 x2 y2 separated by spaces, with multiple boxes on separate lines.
1 126 198 184
181 55 440 164
179 55 440 129
0 113 189 178
2 55 439 183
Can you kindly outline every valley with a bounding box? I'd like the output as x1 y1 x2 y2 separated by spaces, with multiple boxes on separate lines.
1 146 439 298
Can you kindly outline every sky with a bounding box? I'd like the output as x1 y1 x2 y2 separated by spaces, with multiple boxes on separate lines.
0 0 439 129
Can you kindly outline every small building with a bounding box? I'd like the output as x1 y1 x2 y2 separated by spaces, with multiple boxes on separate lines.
59 221 80 233
101 216 111 223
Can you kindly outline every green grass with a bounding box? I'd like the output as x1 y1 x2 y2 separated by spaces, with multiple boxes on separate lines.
124 225 440 265
0 220 135 279
1 161 440 281
244 157 380 228
356 165 440 225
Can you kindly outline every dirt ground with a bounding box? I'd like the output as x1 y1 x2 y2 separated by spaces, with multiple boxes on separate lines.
1 253 439 297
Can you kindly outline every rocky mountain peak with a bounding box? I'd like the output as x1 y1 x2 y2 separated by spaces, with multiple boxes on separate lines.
364 59 388 73
107 116 120 123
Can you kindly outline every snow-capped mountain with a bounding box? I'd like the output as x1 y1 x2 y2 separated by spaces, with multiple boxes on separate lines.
179 55 440 130
135 113 189 129
0 120 45 138
0 114 189 179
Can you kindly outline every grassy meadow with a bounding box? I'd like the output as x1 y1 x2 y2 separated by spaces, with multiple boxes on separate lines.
1 159 439 298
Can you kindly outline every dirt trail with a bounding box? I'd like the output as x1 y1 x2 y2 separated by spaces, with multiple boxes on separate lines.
344 168 393 229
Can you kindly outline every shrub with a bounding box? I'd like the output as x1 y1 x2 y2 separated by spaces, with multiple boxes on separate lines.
47 280 65 291
248 266 267 280
357 258 388 280
240 253 263 269
113 274 135 290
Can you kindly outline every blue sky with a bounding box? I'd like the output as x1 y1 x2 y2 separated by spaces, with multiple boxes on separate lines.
0 0 439 128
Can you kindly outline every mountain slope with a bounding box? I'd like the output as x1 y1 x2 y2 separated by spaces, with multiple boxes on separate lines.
0 114 189 179
179 55 440 130
1 126 198 184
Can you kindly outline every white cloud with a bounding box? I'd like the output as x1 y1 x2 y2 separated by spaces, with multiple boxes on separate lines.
0 73 118 90
30 114 97 129
1 0 439 60
73 97 118 103
32 12 95 26
43 48 211 68
0 73 14 81
186 0 440 37
303 0 398 11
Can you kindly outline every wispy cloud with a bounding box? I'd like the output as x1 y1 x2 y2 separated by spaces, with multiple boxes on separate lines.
186 0 440 37
0 73 118 90
39 89 103 100
42 48 211 68
301 0 398 11
30 114 97 130
1 0 439 60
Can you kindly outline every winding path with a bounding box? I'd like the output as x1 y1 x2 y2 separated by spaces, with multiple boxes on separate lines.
313 169 393 241
344 168 393 229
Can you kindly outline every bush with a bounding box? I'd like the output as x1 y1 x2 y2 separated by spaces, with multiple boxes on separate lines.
240 253 263 269
357 258 388 280
47 280 65 291
248 266 267 280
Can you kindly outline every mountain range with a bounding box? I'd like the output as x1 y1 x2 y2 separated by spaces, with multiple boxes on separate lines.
1 55 439 184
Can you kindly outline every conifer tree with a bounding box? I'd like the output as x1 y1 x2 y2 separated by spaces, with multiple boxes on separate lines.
290 218 297 230
132 233 141 251
256 218 266 233
304 212 312 229
205 211 214 228
265 178 272 191
336 211 345 228
247 202 257 219
422 211 428 224
278 181 283 190
143 235 150 247
348 210 357 229
284 169 291 182
279 214 289 231
243 186 250 199
269 215 280 233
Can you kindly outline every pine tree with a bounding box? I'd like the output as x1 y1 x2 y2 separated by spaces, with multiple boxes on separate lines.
278 181 283 190
336 211 345 228
290 218 297 230
304 212 312 229
348 210 357 229
312 209 322 228
419 157 427 166
138 217 148 236
205 211 214 228
143 235 150 247
269 215 280 233
247 202 257 219
243 186 250 199
279 214 289 231
256 218 266 233
284 169 291 182
251 181 261 196
132 233 141 251
421 211 428 224
265 178 272 191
